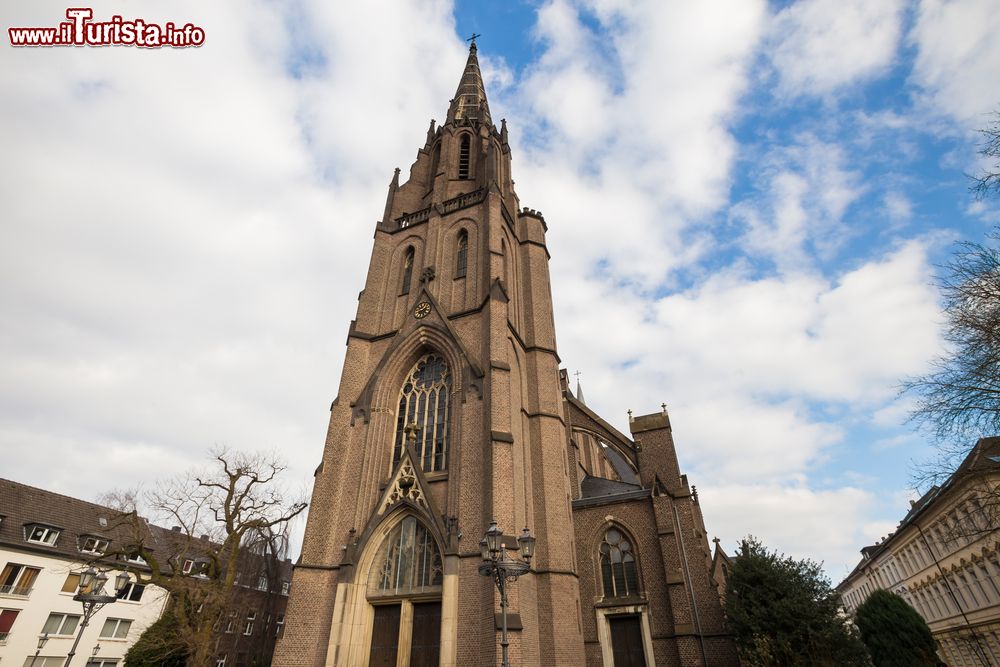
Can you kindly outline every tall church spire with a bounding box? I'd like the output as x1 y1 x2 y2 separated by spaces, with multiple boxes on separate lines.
448 41 492 126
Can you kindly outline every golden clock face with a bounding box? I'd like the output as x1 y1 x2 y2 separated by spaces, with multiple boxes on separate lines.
414 301 431 319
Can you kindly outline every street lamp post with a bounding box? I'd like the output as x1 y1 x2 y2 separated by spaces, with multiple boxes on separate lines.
63 568 130 667
29 633 49 667
477 520 536 667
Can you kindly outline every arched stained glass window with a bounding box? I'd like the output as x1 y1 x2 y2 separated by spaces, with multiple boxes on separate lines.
455 230 468 278
458 135 471 179
393 354 452 472
370 516 443 597
401 247 414 295
600 528 639 598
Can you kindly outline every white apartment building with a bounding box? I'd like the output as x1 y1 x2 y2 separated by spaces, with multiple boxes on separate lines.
0 480 169 667
838 437 1000 667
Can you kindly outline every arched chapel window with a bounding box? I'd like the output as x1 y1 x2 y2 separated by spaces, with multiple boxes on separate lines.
458 135 471 179
369 516 443 597
401 247 414 295
393 354 452 472
600 527 640 598
455 230 468 278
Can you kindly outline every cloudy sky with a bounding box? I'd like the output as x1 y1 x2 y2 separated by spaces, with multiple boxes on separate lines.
2 0 999 580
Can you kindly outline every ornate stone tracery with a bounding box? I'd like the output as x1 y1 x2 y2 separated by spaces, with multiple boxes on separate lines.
380 455 428 516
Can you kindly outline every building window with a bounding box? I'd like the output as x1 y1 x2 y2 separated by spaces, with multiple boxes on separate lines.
0 608 20 644
600 527 640 598
225 611 237 633
455 230 468 278
392 354 452 472
25 524 61 546
79 536 110 555
244 610 256 636
256 575 268 591
401 247 414 295
62 573 82 594
42 612 82 636
280 581 290 596
182 559 195 574
26 658 66 667
86 660 119 667
458 135 471 179
116 582 145 602
370 516 442 596
275 614 285 638
0 563 41 597
99 618 132 639
215 655 227 667
124 550 147 565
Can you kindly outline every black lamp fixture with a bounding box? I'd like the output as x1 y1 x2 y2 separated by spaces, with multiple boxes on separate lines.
63 567 131 667
478 519 536 667
28 633 49 667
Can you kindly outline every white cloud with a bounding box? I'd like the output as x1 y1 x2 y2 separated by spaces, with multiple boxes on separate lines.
508 0 767 288
702 483 876 576
884 191 914 224
909 0 1000 125
767 0 904 97
734 134 866 270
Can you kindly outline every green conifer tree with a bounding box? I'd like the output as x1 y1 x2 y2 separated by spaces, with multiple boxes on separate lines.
855 589 939 666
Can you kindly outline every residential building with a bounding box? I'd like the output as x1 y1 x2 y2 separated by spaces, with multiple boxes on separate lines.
837 437 1000 666
0 479 168 667
0 479 292 667
274 40 737 666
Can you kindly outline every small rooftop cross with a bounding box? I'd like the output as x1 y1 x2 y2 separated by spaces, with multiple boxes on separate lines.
573 370 582 381
466 32 481 45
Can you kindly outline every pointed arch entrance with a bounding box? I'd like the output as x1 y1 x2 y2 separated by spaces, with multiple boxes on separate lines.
366 515 443 667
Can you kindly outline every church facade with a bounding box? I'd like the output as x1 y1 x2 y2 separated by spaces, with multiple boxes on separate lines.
273 43 737 667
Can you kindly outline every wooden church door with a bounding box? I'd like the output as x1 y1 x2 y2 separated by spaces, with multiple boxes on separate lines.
369 604 401 667
409 601 441 666
609 615 646 667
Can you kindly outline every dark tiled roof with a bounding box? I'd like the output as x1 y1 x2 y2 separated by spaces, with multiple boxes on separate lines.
836 436 1000 591
580 475 642 499
0 478 293 586
0 477 155 563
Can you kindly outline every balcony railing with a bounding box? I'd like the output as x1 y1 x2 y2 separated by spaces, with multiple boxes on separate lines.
0 584 32 597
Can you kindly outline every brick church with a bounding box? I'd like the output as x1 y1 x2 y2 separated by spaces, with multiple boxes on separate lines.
274 41 737 667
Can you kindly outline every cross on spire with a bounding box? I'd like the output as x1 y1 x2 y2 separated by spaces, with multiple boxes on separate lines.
466 32 481 45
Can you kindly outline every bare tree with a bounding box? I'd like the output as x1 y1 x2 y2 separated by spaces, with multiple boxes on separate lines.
101 449 306 666
971 111 1000 200
903 229 1000 452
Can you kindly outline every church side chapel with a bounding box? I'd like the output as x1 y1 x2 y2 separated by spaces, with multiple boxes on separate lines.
273 40 737 667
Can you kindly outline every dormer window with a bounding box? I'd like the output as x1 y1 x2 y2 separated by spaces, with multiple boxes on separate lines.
126 552 147 565
124 548 147 565
79 536 110 555
24 524 60 546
